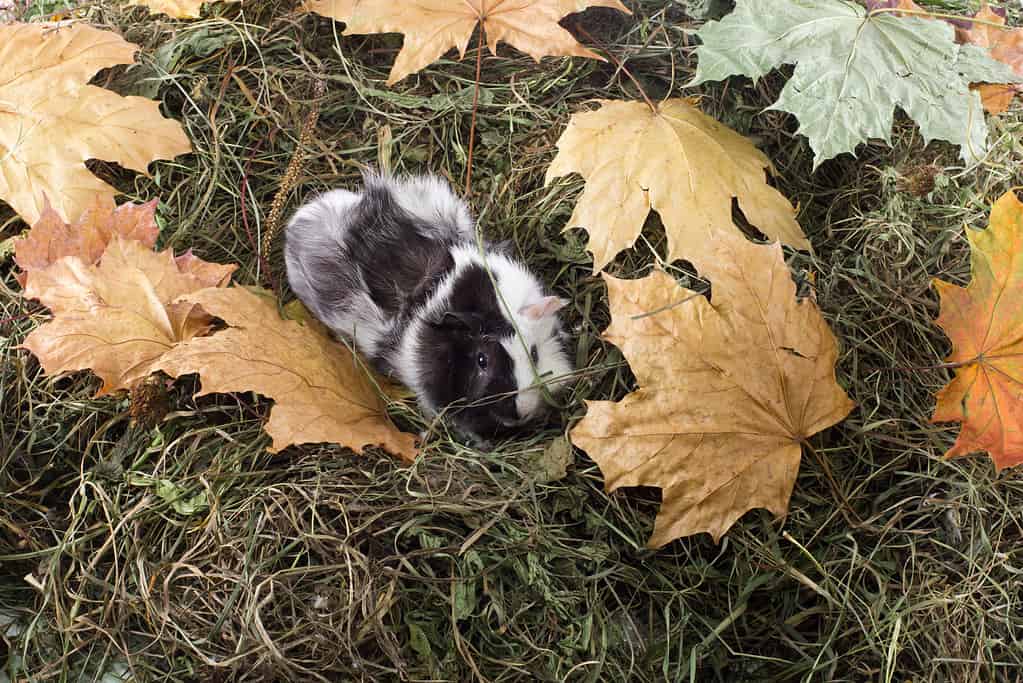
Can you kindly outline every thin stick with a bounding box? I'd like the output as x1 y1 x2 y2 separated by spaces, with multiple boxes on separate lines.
577 25 657 114
869 6 1009 31
802 440 864 527
464 27 485 196
0 311 30 328
239 140 276 296
874 360 972 373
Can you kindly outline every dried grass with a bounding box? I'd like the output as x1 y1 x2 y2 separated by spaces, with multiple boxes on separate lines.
2 0 1023 680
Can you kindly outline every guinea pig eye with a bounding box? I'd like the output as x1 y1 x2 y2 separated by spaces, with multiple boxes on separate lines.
530 345 539 364
476 352 488 370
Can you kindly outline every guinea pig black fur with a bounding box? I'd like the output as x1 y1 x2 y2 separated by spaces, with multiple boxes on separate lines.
283 172 574 443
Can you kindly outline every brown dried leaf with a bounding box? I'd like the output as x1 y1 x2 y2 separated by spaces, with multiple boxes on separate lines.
0 23 191 224
13 199 159 287
304 0 630 85
154 287 418 461
20 238 235 395
570 231 853 546
174 250 236 288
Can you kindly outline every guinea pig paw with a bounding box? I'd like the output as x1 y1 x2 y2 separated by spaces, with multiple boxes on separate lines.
459 429 493 451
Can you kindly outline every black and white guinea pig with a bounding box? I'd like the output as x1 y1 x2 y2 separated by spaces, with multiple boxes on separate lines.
283 172 574 443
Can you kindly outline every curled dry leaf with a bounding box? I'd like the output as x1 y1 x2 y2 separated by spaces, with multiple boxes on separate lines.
154 287 418 461
546 98 808 277
570 231 853 546
932 191 1023 471
533 436 573 483
0 23 191 224
20 237 235 395
304 0 630 85
13 199 159 287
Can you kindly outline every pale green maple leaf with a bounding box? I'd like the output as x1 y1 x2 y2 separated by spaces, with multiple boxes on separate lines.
690 0 1022 167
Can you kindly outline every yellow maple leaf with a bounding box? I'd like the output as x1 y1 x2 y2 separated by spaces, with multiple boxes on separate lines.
20 237 235 395
571 231 853 546
154 287 419 461
304 0 630 85
125 0 239 19
545 99 810 277
0 23 192 224
932 190 1023 471
13 198 159 287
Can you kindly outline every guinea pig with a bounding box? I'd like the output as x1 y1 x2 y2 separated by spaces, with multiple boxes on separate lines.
283 171 574 443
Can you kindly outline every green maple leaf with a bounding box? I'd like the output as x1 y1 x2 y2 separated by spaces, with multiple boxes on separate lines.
689 0 1022 168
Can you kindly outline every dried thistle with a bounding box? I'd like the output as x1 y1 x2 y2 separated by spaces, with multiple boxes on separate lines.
129 374 171 428
897 162 941 197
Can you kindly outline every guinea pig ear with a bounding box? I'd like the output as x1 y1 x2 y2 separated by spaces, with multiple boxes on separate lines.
519 296 568 321
429 310 479 333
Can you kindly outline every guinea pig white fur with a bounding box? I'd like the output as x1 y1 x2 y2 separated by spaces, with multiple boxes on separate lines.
284 172 573 442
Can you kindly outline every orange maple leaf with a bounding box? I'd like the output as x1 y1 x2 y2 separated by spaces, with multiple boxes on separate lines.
13 199 159 287
932 191 1023 470
957 2 1023 114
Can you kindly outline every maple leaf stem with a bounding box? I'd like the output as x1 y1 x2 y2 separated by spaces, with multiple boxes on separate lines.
239 140 278 297
868 6 1009 31
800 438 863 527
464 28 484 196
881 359 973 372
209 59 235 140
0 311 30 328
576 26 656 114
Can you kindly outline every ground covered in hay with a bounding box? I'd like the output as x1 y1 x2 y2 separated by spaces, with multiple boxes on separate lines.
2 0 1023 680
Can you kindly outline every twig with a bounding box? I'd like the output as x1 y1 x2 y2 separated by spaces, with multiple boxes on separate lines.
464 28 485 196
239 140 276 296
577 25 657 114
874 360 971 373
868 6 1010 31
0 311 30 329
802 439 864 527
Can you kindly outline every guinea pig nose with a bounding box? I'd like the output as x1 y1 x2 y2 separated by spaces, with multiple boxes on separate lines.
515 387 542 422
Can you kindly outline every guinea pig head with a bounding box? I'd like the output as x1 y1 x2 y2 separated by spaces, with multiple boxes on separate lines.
419 307 521 437
415 260 574 440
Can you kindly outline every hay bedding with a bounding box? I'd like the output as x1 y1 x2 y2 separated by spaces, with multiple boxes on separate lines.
1 0 1022 680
